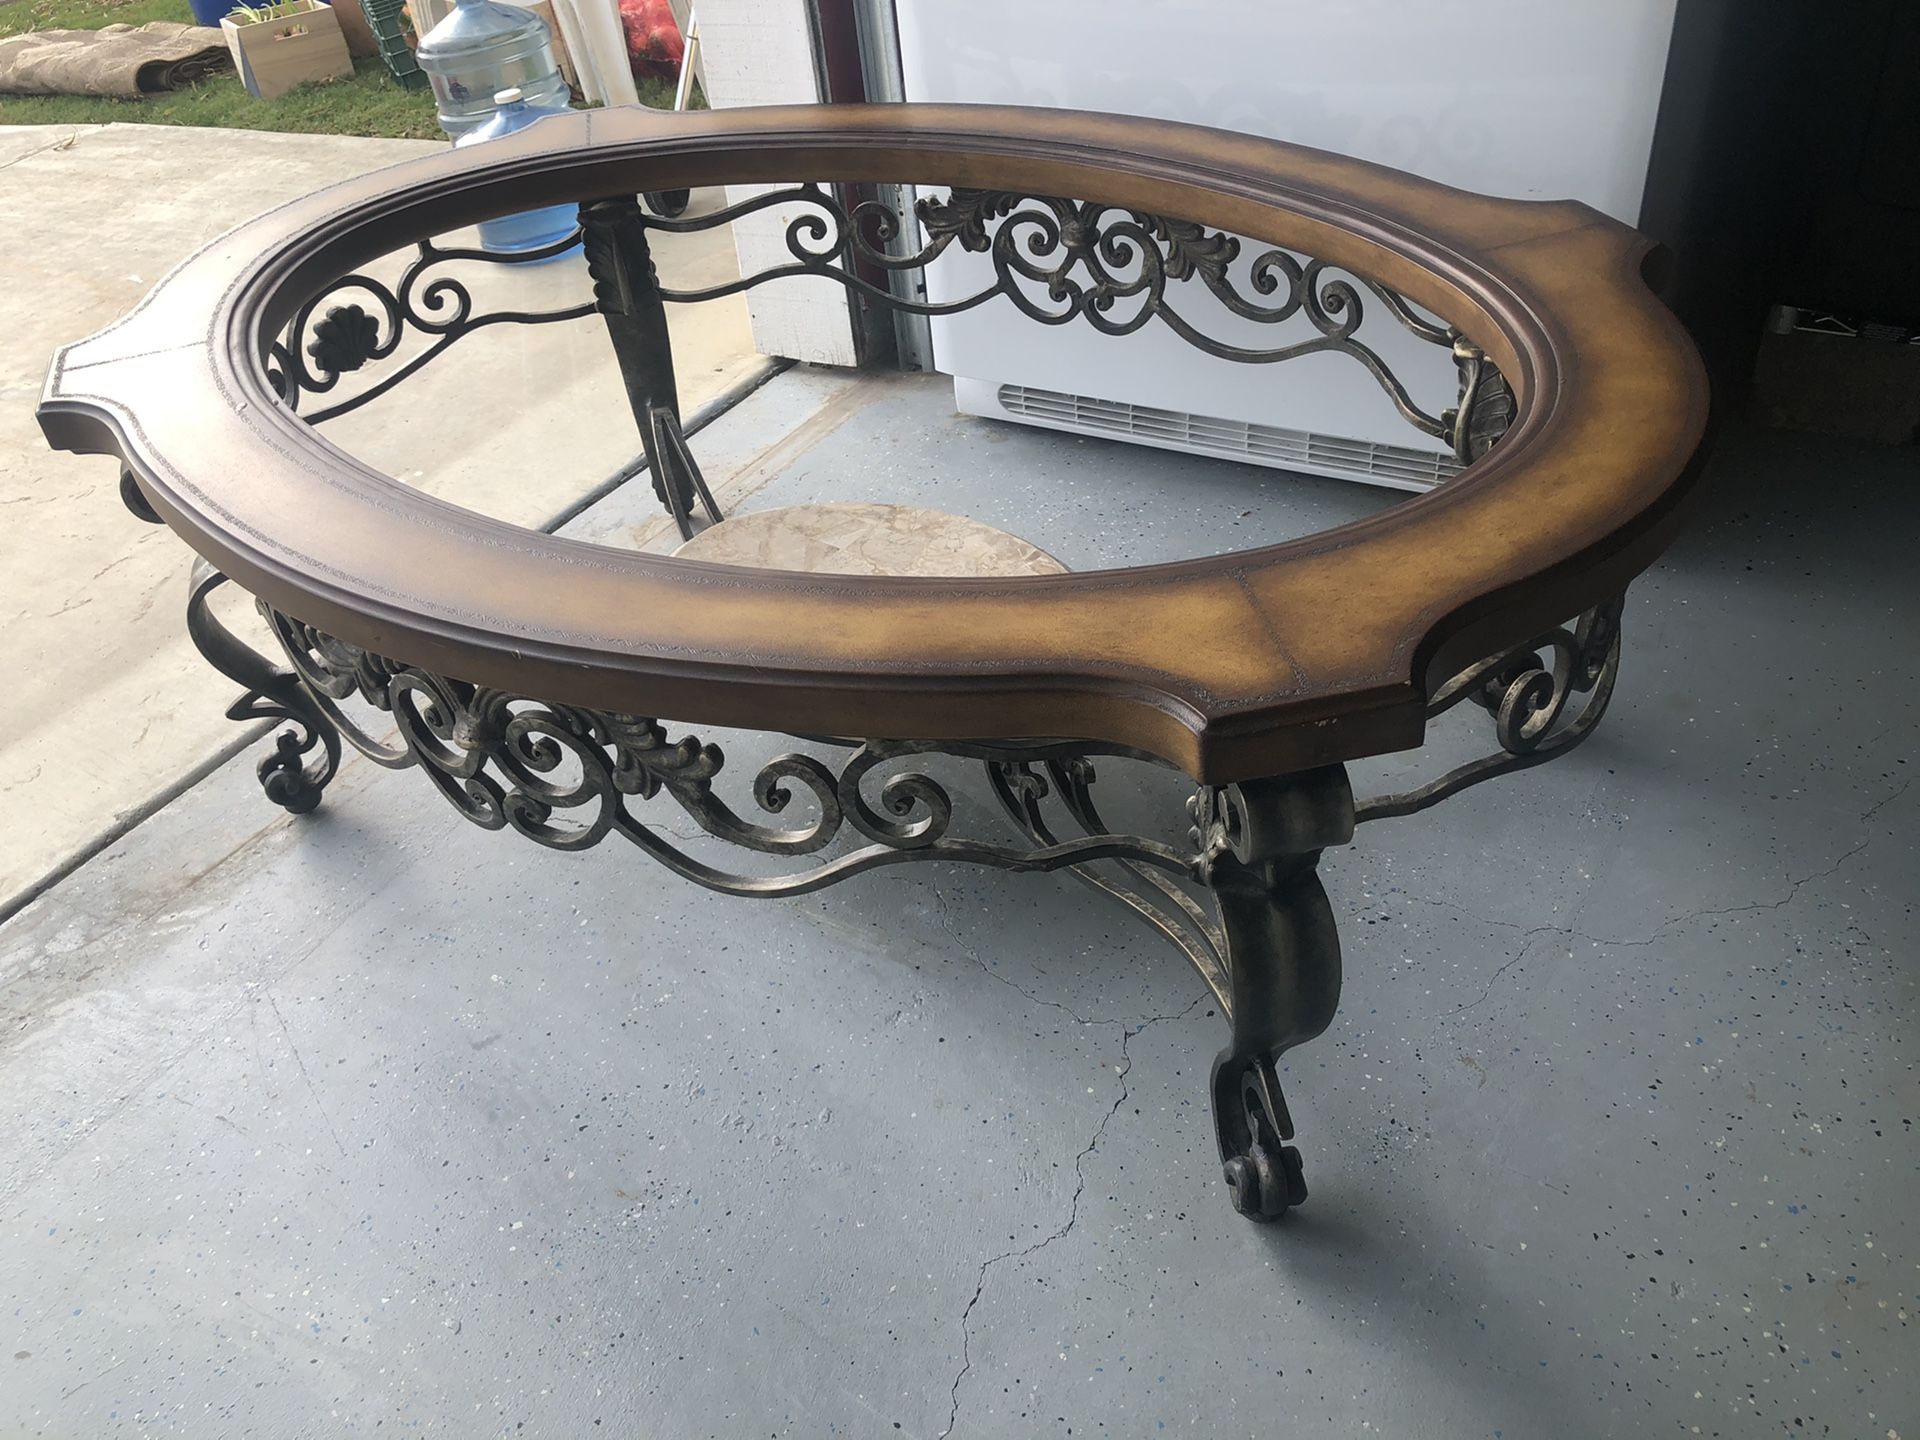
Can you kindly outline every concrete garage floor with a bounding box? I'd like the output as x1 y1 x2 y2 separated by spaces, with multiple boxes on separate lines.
1 370 1915 1438
0 123 761 909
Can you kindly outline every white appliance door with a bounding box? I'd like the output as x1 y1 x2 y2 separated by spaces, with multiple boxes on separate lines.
896 0 1678 485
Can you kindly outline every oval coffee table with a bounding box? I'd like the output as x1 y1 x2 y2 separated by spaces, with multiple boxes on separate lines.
37 103 1709 1222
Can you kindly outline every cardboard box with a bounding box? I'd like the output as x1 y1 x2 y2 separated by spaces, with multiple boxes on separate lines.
1752 329 1920 446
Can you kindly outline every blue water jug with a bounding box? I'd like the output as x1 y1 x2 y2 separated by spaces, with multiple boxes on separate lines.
453 87 582 257
417 0 571 143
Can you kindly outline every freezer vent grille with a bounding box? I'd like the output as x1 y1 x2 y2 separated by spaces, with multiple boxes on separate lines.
995 385 1463 490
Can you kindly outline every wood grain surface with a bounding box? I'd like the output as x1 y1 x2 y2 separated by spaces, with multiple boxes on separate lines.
37 103 1710 783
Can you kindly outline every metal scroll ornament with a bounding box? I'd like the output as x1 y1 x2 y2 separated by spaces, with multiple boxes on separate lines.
268 184 1514 461
1357 597 1625 822
261 588 1238 999
155 551 1629 1230
258 605 1210 907
647 182 1496 450
223 585 1621 999
266 230 594 422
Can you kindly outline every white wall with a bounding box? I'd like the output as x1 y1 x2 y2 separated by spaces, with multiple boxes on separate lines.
698 0 858 366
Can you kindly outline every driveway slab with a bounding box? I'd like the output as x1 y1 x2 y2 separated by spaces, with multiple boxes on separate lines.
2 121 759 910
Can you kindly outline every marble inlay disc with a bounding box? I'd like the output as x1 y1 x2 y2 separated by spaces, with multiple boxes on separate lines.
672 502 1069 578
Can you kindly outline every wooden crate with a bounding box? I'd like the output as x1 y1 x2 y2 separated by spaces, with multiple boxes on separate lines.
222 0 354 100
518 0 578 93
325 0 380 60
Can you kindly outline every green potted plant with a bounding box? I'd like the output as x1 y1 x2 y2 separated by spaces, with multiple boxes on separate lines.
221 0 353 99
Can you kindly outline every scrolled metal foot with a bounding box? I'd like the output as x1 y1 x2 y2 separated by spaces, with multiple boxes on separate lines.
185 559 342 814
256 728 331 814
1216 1052 1308 1220
1194 766 1355 1221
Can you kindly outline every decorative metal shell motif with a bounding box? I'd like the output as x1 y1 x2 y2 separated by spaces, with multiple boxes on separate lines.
305 304 383 376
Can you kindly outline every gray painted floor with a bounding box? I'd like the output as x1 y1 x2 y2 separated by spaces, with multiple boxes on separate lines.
2 378 1914 1438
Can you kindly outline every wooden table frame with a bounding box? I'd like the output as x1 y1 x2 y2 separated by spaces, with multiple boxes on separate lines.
39 104 1709 1222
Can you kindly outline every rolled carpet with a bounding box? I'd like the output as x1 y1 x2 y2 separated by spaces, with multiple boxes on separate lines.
0 21 234 98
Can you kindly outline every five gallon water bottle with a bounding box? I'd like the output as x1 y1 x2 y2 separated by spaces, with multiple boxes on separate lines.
453 87 582 256
415 0 570 142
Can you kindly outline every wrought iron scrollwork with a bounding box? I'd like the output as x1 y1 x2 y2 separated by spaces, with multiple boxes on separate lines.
166 568 1634 1223
268 230 593 422
1356 596 1625 823
640 182 1504 452
165 583 1380 1220
986 754 1229 1008
184 562 340 813
265 179 1514 475
212 575 1621 992
249 608 1209 907
263 609 414 770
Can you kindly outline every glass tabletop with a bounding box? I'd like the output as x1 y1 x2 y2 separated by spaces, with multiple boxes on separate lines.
297 182 1469 577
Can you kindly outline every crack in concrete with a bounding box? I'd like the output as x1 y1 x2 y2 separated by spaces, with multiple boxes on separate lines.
266 991 351 1161
0 130 81 174
1407 835 1877 961
915 878 1228 1434
1648 838 1873 936
57 1355 123 1402
1407 837 1878 1019
925 875 1095 1025
937 992 1204 1438
1443 932 1547 1018
1859 776 1912 825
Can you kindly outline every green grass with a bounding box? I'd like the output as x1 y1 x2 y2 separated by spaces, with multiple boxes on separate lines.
0 0 442 137
0 0 688 138
0 0 189 34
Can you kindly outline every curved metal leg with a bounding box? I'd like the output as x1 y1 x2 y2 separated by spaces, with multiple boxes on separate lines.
1194 767 1355 1221
185 559 341 814
581 193 723 539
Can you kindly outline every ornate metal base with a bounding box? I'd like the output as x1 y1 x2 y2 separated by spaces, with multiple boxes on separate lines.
184 561 341 814
144 174 1629 1219
162 543 1625 1220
